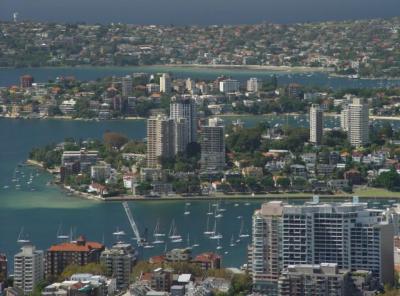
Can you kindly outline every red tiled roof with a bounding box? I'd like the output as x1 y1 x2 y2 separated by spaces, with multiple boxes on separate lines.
141 272 153 281
48 238 104 252
149 255 165 264
194 252 220 262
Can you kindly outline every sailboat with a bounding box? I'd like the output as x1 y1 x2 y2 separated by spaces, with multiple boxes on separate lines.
216 238 223 250
215 204 223 218
192 238 200 248
238 219 250 238
210 219 223 240
153 220 166 237
152 221 165 244
206 203 213 215
169 220 182 243
218 200 226 212
230 235 236 247
186 233 192 249
143 242 155 249
204 215 214 235
57 224 70 241
184 203 190 215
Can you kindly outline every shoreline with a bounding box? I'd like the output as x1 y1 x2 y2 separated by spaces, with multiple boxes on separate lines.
24 160 400 202
163 63 332 73
1 64 400 79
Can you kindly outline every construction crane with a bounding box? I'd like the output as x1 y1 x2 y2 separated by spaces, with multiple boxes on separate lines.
122 202 144 246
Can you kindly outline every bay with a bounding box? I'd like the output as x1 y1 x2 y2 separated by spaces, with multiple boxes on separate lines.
0 0 399 25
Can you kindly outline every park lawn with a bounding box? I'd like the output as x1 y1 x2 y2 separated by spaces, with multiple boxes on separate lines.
353 187 400 199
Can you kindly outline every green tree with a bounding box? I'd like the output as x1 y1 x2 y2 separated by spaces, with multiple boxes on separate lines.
374 168 400 191
103 132 129 150
277 177 291 189
228 274 252 296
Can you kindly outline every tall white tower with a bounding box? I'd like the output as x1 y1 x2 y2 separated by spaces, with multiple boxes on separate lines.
13 12 19 23
345 98 369 147
170 96 197 143
309 104 323 145
14 245 44 295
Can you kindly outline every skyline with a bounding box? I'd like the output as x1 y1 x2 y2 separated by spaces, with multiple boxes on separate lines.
0 0 400 25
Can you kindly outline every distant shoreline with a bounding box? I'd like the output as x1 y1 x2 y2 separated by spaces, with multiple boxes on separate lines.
163 63 332 73
3 113 400 122
1 64 399 80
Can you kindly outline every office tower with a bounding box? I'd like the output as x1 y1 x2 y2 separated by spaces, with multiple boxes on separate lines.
45 235 104 277
170 96 197 143
200 118 225 172
247 78 261 92
14 245 44 295
219 79 240 93
160 73 172 94
100 242 136 290
341 98 369 147
251 201 284 295
250 199 394 295
20 75 33 88
278 263 347 296
309 104 323 145
121 75 133 97
147 115 175 168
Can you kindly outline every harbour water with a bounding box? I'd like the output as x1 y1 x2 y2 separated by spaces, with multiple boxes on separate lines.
1 116 400 271
1 0 399 25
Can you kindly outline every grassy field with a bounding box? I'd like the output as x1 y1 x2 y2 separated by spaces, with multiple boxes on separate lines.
214 188 400 201
353 187 400 199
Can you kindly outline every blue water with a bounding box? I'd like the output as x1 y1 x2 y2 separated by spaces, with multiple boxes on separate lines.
0 66 400 90
0 118 263 272
0 0 399 25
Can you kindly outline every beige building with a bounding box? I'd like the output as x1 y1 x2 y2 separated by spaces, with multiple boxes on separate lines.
341 98 369 147
160 73 171 94
147 115 175 168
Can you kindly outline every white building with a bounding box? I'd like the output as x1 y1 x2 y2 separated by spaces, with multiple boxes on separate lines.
246 78 261 92
219 79 240 93
200 118 225 172
14 245 44 295
185 78 195 91
59 99 76 115
341 98 369 147
278 263 348 296
91 162 111 182
309 104 323 145
100 243 136 290
170 96 197 143
146 83 160 94
251 199 394 294
160 73 171 94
